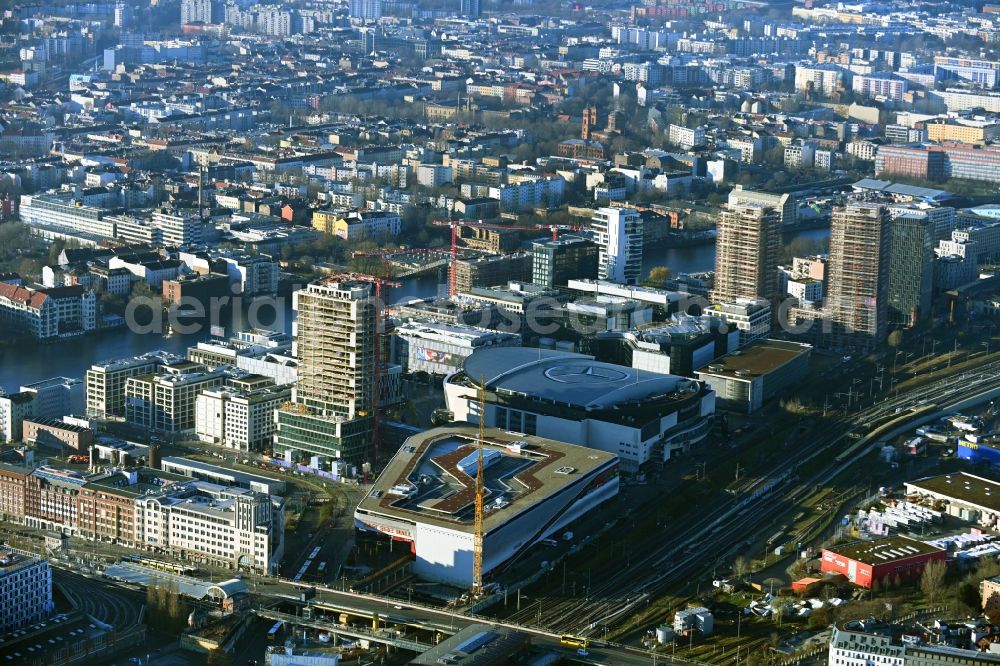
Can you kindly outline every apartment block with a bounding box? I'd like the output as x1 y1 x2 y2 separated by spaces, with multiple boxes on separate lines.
712 204 782 304
0 551 51 633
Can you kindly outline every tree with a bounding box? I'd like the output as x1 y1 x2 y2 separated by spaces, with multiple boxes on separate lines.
643 265 671 287
888 330 904 349
733 555 750 580
956 581 980 613
920 560 947 603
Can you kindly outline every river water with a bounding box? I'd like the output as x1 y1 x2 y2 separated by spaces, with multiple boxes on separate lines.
0 227 829 392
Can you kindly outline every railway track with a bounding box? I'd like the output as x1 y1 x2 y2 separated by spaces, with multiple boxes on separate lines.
501 363 1000 636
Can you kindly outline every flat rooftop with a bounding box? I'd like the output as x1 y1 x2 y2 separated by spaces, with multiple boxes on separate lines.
697 340 812 378
906 472 1000 513
160 456 285 490
0 612 107 664
411 624 531 665
461 347 700 409
827 536 944 566
357 425 617 534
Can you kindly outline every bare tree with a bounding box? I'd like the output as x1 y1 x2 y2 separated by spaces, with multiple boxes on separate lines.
733 555 750 580
920 560 947 603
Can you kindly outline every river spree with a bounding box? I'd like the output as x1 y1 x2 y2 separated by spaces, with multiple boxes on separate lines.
0 226 829 391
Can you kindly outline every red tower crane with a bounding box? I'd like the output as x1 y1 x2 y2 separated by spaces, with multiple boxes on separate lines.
431 219 588 297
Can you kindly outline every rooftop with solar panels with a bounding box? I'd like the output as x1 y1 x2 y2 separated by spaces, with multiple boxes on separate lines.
829 536 944 566
356 425 618 533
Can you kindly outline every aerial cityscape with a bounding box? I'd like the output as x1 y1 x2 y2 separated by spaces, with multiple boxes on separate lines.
5 0 1000 664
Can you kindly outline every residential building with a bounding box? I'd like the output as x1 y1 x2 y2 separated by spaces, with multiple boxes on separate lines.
712 204 781 304
349 0 381 20
727 185 796 226
416 164 452 188
151 209 202 246
162 273 230 306
0 284 96 342
460 0 481 18
794 203 890 350
827 203 891 347
852 72 907 101
667 124 705 150
0 392 35 443
488 177 565 213
592 207 643 286
274 280 377 465
794 63 850 96
312 209 401 240
457 227 519 254
887 213 936 327
181 0 216 24
934 55 1000 88
784 142 817 169
0 551 51 633
787 277 823 304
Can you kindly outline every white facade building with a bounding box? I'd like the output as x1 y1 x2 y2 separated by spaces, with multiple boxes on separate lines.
0 392 35 442
706 298 772 345
134 481 284 574
592 207 643 286
668 124 705 150
488 177 565 213
393 320 521 376
195 386 290 451
354 426 619 587
19 377 84 421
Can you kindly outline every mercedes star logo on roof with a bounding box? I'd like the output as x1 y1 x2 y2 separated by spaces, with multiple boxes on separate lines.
543 364 630 384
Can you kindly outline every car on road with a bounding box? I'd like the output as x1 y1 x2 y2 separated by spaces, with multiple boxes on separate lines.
577 648 590 656
393 605 403 610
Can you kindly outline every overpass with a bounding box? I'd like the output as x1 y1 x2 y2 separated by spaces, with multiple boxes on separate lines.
250 578 677 665
253 608 434 652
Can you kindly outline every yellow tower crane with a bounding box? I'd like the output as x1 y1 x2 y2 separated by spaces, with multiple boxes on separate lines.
472 377 486 597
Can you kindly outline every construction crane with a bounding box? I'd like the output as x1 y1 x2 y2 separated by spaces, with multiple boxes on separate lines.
327 271 400 468
472 376 486 598
431 219 589 297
